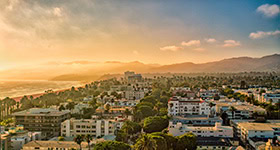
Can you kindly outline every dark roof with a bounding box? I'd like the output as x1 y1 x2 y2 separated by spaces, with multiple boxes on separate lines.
197 137 234 146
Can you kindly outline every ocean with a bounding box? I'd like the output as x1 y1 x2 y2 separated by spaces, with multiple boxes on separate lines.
0 80 84 99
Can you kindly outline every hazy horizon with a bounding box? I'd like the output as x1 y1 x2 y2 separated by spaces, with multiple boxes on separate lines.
0 0 279 71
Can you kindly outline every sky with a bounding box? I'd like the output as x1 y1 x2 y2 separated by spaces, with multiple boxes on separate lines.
0 0 279 70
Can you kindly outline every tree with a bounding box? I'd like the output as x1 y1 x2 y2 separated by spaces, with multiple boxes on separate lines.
116 121 141 143
124 108 131 118
104 103 111 113
134 134 159 150
84 134 92 150
140 96 157 106
66 102 75 112
150 132 177 150
229 106 237 119
58 136 65 141
143 116 169 133
59 105 66 111
74 135 83 150
175 132 197 150
159 108 168 116
93 141 131 150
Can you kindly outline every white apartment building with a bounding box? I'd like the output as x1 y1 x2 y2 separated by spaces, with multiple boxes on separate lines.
61 117 125 138
168 96 211 116
237 123 280 143
169 122 233 137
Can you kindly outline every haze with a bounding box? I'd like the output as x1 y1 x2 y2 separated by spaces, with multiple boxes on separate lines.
0 0 279 74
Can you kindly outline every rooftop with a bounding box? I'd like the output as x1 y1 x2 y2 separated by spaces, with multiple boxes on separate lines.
197 137 233 146
238 123 280 131
12 108 70 116
23 141 87 148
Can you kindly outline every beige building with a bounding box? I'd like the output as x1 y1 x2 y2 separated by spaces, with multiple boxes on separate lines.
61 117 125 138
22 141 88 150
12 108 71 139
237 123 280 144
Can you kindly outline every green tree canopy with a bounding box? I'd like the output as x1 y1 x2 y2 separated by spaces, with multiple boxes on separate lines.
143 116 169 133
93 141 131 150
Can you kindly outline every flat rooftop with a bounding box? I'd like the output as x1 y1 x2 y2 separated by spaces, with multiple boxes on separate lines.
172 116 222 121
23 141 87 148
12 108 70 116
238 123 280 131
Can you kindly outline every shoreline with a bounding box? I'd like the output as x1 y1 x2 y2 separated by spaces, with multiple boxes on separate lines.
1 84 87 102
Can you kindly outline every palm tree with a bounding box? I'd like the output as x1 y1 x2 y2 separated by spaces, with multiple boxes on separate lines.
84 134 92 150
124 108 131 118
74 135 84 150
229 106 237 119
134 134 158 150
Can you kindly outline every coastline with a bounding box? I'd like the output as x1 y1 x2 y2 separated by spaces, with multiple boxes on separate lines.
0 80 88 102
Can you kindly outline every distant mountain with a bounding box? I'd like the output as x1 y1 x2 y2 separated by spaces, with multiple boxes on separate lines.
0 54 279 81
151 54 280 73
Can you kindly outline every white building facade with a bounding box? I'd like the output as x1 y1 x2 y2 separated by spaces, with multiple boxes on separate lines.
169 122 233 137
168 97 211 116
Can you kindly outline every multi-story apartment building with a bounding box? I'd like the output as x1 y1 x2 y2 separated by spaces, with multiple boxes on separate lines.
61 117 125 138
171 116 223 126
169 122 233 137
215 100 266 119
168 96 211 116
237 123 280 144
12 108 70 139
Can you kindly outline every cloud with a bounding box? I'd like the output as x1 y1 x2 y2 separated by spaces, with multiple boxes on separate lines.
205 38 217 43
193 48 205 52
133 50 139 55
160 46 182 52
257 4 280 17
181 40 201 46
223 40 241 47
53 7 63 17
249 30 280 39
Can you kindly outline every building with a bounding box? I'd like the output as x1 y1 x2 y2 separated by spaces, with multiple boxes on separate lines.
106 99 140 107
171 87 196 98
215 100 266 119
12 108 70 139
171 116 223 126
22 141 88 150
61 116 126 138
124 71 142 82
124 90 145 100
8 125 41 150
168 96 211 116
196 137 239 150
0 131 11 150
169 122 233 137
237 122 280 144
198 89 219 100
261 93 280 104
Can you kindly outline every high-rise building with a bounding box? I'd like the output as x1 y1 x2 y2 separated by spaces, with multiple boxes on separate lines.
12 108 70 139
